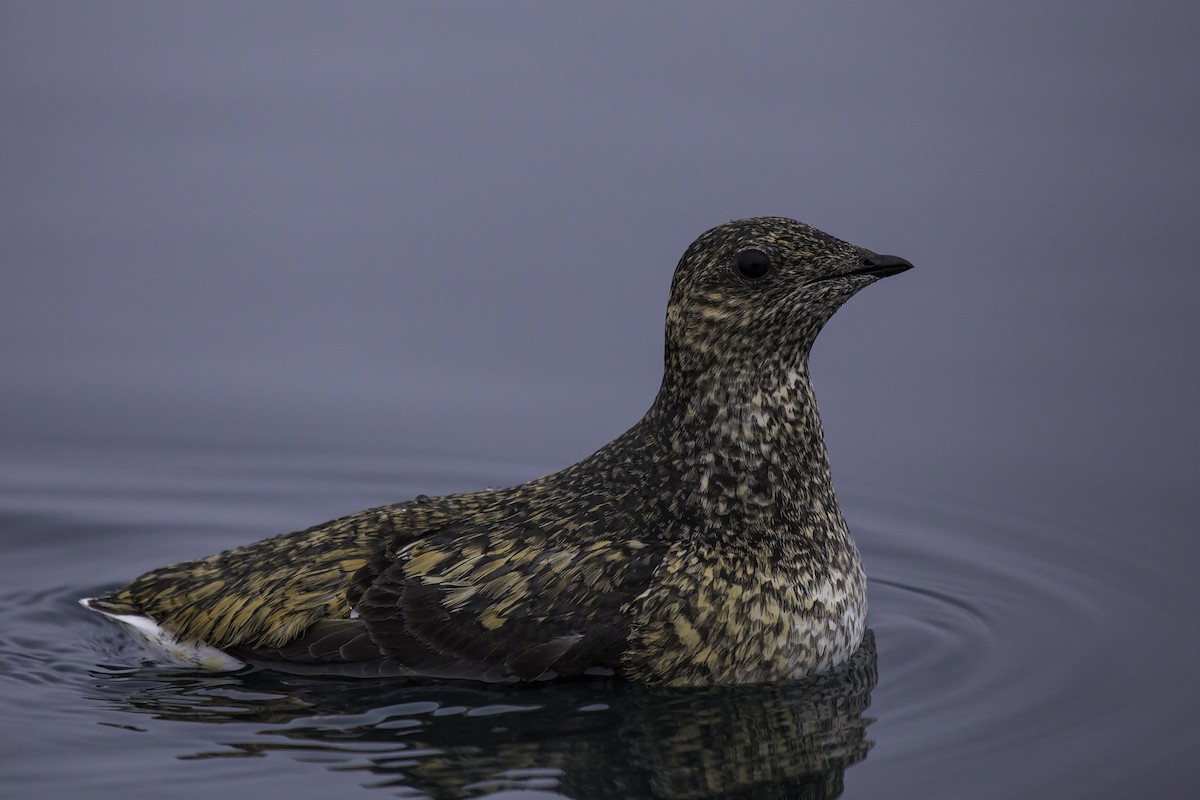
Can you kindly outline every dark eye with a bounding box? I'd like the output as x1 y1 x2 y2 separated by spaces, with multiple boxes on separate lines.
735 248 771 280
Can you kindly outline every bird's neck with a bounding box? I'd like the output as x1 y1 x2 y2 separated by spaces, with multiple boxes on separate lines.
648 360 844 536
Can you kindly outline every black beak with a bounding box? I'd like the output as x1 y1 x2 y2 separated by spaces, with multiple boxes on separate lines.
847 253 914 279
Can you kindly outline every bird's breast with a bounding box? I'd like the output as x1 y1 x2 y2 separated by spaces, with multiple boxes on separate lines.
623 535 866 685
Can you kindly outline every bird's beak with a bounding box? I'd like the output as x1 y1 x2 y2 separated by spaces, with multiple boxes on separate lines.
844 254 914 279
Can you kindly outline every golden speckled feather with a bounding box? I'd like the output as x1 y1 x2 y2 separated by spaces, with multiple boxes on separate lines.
84 216 912 686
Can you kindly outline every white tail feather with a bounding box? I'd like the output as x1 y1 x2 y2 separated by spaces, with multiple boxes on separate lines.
80 598 245 671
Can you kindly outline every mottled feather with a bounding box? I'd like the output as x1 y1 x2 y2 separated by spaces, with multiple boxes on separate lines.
84 217 911 685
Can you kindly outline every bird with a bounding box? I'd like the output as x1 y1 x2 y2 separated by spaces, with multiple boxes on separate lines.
82 216 912 686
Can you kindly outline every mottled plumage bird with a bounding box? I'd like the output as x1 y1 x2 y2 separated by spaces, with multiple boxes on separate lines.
83 217 912 685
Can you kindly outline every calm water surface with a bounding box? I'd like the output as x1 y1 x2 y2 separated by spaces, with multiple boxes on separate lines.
2 440 1193 799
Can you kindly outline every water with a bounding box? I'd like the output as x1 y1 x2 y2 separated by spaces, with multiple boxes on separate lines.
2 440 1195 799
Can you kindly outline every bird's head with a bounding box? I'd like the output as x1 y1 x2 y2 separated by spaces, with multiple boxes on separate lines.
662 217 912 388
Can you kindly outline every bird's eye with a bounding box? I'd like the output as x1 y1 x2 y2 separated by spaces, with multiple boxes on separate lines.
735 248 771 280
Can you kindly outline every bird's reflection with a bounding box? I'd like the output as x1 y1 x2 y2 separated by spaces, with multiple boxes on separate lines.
88 631 876 799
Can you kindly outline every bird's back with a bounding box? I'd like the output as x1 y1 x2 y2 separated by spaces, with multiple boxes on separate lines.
87 422 687 680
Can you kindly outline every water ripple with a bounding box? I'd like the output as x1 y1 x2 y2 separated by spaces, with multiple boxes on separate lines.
0 463 1189 798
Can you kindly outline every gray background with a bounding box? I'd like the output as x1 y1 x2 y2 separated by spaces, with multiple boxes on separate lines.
5 3 1198 509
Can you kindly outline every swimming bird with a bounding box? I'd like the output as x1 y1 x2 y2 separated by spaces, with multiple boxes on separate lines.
83 217 912 686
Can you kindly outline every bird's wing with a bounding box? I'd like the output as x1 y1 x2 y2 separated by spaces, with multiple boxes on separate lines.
350 523 664 680
97 511 387 652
